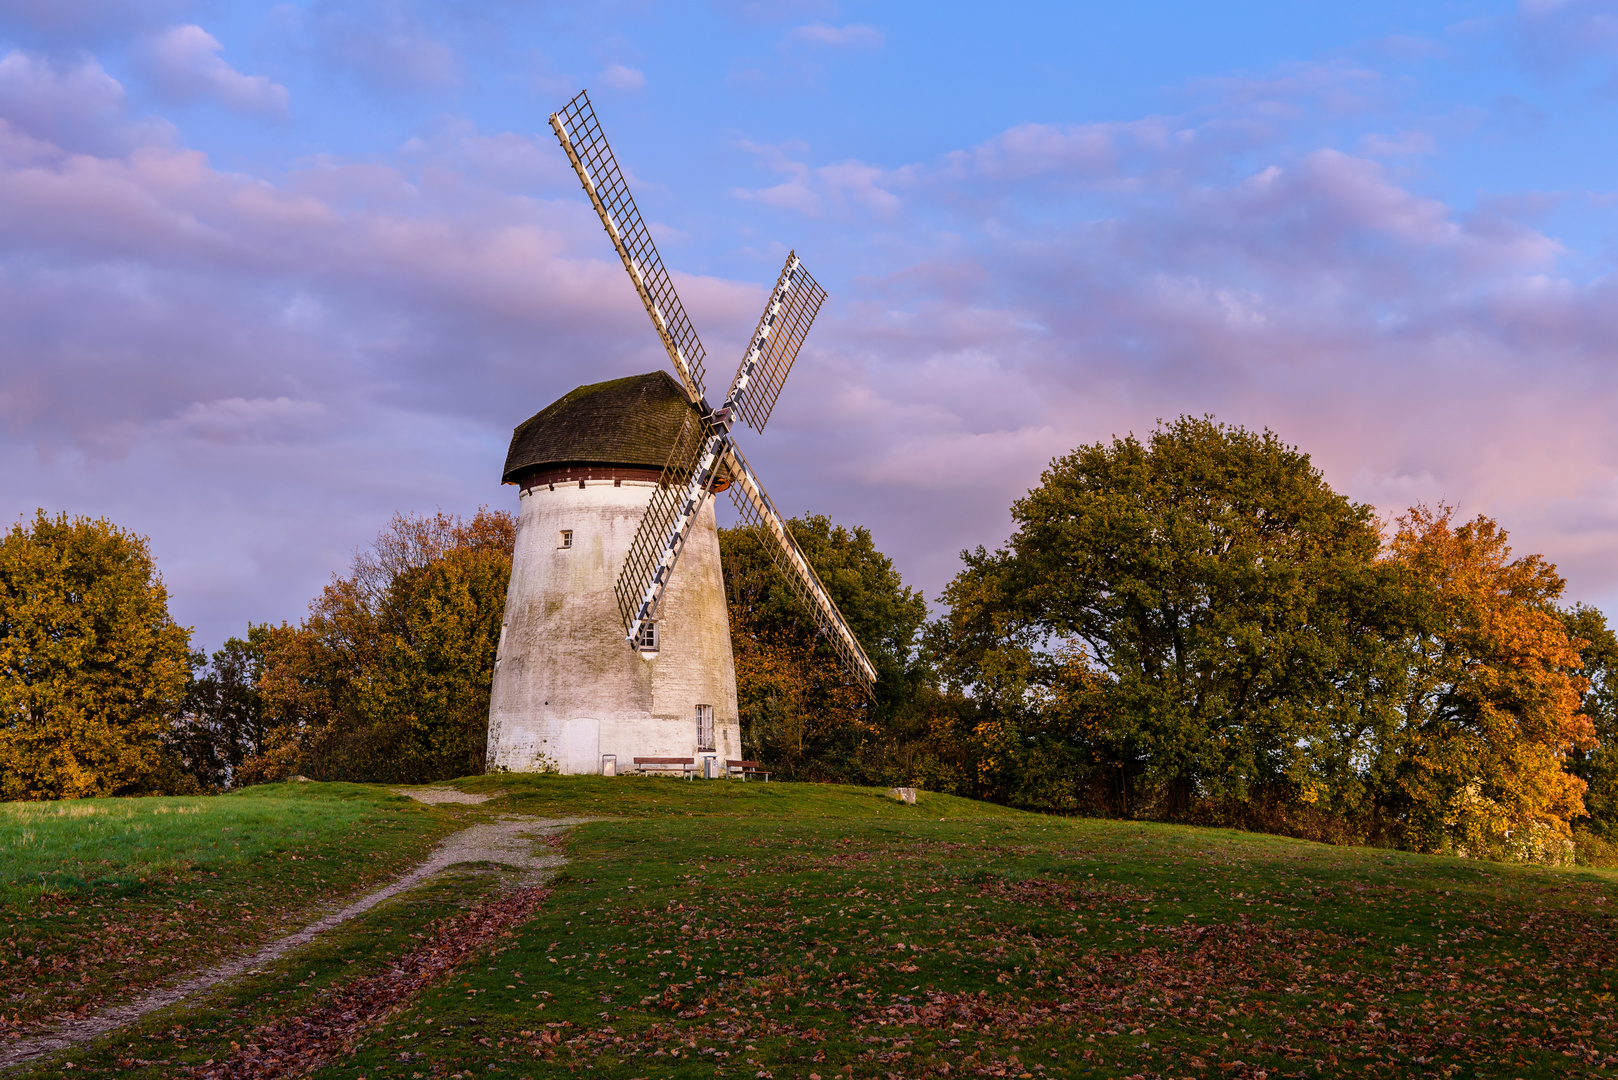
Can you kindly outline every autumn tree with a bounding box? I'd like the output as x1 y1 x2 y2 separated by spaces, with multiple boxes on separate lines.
243 508 515 785
719 514 927 781
1383 507 1595 862
0 511 191 799
934 416 1397 818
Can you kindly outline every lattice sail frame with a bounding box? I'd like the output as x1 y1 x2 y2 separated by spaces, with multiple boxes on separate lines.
613 410 718 634
551 90 876 697
722 445 877 690
551 92 707 401
726 254 827 433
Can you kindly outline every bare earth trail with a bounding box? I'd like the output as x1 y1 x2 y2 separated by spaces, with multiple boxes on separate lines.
0 790 598 1072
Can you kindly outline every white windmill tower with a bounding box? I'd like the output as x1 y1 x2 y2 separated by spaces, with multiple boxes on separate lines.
485 91 877 776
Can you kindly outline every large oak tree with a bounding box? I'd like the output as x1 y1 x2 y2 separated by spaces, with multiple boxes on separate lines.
939 416 1395 815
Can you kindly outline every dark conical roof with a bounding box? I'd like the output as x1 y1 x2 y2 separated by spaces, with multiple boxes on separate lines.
502 370 698 484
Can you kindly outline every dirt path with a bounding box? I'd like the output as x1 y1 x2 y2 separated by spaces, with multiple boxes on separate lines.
0 811 598 1072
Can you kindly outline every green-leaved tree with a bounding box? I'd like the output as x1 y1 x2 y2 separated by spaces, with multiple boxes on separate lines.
1564 603 1618 841
933 416 1402 821
720 514 927 781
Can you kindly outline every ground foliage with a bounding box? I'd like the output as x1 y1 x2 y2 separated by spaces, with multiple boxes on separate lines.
333 804 1618 1080
192 877 555 1079
0 510 192 800
0 782 451 1033
40 777 1613 1080
243 509 515 785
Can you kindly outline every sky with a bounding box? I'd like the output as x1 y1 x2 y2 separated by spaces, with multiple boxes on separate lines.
3 0 1618 651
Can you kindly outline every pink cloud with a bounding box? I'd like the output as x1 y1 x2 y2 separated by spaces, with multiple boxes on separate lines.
713 71 1618 617
0 50 171 156
1515 0 1618 68
136 25 291 117
7 35 1618 650
0 0 194 40
303 1 460 93
734 141 906 218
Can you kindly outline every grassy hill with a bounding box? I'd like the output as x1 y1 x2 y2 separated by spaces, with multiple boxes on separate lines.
10 777 1618 1079
0 781 456 1032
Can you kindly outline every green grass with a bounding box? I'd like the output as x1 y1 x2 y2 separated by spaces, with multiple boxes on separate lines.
463 771 1024 821
25 866 510 1078
15 776 1618 1080
0 780 458 1028
0 781 434 904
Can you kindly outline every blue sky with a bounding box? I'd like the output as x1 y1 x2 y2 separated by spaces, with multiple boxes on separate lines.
3 0 1618 649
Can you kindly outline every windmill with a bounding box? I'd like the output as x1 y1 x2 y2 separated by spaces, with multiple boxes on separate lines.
485 91 875 776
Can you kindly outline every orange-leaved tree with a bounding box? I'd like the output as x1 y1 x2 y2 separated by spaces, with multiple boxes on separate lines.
1385 506 1594 862
244 508 515 785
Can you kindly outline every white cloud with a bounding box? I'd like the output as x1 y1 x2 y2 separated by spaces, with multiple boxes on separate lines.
168 397 329 446
0 0 193 40
733 140 904 218
792 23 884 49
1359 129 1437 157
137 25 290 117
597 63 646 93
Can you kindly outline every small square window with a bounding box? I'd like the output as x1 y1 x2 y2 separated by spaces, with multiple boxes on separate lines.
635 621 658 652
558 529 573 549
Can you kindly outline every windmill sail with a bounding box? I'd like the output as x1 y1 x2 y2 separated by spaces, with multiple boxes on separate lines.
554 90 872 697
616 253 831 649
551 91 707 401
614 410 724 641
721 445 878 696
725 253 827 432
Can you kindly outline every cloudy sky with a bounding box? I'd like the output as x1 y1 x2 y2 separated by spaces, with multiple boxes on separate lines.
3 0 1618 650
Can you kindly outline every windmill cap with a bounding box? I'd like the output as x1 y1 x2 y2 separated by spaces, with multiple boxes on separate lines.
502 370 728 485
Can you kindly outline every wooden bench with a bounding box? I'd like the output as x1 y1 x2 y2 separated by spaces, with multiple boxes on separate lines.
634 756 695 779
727 759 771 782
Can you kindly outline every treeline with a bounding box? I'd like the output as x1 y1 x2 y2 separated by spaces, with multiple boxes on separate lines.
0 508 514 798
736 418 1618 868
179 510 515 788
3 415 1615 867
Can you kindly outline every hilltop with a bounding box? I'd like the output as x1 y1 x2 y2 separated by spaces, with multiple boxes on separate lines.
6 777 1617 1079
